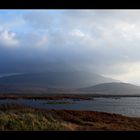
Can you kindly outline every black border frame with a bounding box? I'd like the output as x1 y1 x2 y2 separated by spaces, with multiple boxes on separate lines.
0 0 138 9
0 0 140 139
1 131 140 140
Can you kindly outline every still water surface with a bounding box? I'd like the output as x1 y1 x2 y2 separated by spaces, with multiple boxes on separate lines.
0 97 140 117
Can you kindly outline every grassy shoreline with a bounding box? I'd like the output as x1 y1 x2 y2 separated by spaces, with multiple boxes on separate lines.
0 104 140 131
0 94 93 100
0 93 140 101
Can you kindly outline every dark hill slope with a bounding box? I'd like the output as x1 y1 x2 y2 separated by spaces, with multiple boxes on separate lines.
80 82 140 95
0 71 118 89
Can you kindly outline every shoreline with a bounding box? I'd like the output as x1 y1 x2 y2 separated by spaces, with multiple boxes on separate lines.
0 104 140 130
0 93 140 100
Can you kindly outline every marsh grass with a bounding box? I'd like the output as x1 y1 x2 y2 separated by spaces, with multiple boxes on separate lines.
0 112 67 131
0 104 68 131
0 104 140 131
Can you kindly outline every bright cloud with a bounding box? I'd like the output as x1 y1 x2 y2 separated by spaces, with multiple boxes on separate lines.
0 29 19 47
70 29 85 37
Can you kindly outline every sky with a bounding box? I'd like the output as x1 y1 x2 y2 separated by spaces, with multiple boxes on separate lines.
0 10 140 85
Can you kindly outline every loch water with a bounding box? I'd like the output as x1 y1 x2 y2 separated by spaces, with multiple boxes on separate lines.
0 97 140 117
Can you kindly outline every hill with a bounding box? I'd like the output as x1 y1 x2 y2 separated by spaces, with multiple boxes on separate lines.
0 71 119 93
79 82 140 95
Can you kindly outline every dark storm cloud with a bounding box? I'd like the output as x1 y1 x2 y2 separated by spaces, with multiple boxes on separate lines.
1 10 140 83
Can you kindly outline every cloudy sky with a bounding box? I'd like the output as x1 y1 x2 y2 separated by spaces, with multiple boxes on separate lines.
0 10 140 84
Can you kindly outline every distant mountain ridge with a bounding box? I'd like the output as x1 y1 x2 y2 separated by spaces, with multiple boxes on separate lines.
0 71 119 89
79 82 140 95
0 71 139 95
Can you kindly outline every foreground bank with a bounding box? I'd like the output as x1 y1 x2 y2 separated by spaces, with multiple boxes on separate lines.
0 104 140 131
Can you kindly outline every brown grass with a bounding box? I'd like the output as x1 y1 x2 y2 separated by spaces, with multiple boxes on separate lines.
0 94 92 100
0 104 140 131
